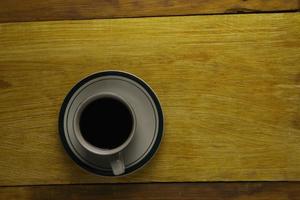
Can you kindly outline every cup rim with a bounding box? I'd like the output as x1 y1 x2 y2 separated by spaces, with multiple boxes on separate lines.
73 92 136 156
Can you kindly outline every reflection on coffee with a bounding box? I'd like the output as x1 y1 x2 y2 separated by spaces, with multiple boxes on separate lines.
79 97 133 149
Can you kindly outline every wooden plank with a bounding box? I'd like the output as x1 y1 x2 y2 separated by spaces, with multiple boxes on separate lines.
0 0 298 23
1 182 300 200
0 13 300 186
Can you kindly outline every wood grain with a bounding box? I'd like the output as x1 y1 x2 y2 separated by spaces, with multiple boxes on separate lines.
0 0 298 23
0 13 300 186
1 182 300 200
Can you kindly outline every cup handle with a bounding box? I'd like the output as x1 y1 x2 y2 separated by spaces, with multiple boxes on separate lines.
110 152 125 176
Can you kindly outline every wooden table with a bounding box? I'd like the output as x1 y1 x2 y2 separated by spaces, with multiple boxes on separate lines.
0 0 299 199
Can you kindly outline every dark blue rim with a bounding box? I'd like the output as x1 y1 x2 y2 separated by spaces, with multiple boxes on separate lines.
58 71 164 176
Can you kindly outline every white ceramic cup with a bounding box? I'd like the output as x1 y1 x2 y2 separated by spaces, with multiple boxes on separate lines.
73 92 136 175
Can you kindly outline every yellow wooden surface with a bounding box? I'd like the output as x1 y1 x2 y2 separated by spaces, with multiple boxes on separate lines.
0 13 300 186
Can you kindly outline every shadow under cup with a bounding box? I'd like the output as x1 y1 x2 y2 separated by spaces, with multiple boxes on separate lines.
78 95 135 151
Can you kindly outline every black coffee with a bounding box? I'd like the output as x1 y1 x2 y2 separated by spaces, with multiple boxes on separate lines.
79 97 133 149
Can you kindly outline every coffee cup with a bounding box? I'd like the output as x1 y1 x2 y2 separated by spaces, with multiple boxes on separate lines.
73 92 136 175
59 71 164 176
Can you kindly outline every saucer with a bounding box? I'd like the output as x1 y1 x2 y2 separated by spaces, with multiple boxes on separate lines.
59 71 164 176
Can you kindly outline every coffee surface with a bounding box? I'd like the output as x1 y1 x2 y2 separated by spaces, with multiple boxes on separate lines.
79 97 133 149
